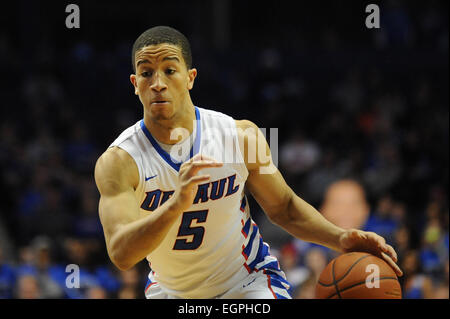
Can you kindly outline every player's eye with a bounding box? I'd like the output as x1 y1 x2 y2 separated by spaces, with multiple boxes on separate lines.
166 68 176 75
141 71 152 77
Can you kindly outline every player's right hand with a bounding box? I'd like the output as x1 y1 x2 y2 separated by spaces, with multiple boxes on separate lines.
172 154 223 212
339 229 403 277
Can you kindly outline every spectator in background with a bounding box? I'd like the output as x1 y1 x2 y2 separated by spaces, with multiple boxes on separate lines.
392 225 411 263
116 266 144 299
432 260 448 299
363 142 403 199
14 274 42 299
418 201 448 286
433 282 449 299
62 238 120 298
364 195 399 244
400 249 433 299
63 122 97 174
15 236 66 298
320 179 370 231
35 180 72 240
278 242 309 297
303 247 329 284
117 286 139 299
28 236 65 298
280 130 321 177
420 217 446 276
17 166 48 242
330 69 365 114
302 149 353 204
85 285 108 299
293 247 329 299
294 274 317 299
73 181 103 239
0 246 16 299
17 176 72 244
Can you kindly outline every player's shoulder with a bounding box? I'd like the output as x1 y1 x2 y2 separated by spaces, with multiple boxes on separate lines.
235 119 259 131
95 146 137 178
234 119 263 144
96 146 135 170
96 119 142 181
94 146 139 193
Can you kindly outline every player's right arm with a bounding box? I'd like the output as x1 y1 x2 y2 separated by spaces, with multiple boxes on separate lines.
94 147 221 270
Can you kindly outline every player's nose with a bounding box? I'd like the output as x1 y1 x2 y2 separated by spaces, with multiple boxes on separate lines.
150 72 167 92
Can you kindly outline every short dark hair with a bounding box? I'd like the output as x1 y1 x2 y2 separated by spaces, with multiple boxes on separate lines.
131 26 192 72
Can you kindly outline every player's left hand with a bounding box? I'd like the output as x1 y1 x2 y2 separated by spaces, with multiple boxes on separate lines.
339 229 403 277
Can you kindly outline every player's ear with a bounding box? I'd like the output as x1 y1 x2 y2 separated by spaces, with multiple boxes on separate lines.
130 74 138 95
187 68 197 90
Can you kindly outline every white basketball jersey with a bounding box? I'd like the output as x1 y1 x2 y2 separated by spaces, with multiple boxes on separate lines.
109 106 287 298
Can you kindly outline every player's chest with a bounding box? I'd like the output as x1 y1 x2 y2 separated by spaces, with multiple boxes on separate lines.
139 166 244 213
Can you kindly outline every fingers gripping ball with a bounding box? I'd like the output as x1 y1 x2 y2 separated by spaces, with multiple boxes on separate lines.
315 252 402 299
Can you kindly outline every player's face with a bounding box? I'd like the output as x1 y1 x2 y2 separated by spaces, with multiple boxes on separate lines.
130 44 197 121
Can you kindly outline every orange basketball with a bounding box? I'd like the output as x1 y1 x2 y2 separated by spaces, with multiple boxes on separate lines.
315 252 401 299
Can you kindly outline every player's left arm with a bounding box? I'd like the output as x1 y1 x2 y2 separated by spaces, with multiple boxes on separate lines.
236 119 403 276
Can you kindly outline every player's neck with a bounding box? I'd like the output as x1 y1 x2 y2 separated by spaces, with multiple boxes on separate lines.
144 102 196 145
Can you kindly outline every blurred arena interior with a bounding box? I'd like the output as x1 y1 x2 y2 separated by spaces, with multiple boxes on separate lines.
0 0 448 299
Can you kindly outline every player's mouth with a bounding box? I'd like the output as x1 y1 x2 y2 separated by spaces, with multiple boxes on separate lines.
151 100 170 106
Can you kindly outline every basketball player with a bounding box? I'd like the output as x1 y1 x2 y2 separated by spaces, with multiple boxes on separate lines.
94 26 402 299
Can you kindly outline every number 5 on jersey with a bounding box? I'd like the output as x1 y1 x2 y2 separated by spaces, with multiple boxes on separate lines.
173 210 208 250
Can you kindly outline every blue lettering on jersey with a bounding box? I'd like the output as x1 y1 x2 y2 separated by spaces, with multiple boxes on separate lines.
225 174 239 197
160 190 175 206
210 178 227 200
193 183 210 204
140 189 162 211
140 174 240 211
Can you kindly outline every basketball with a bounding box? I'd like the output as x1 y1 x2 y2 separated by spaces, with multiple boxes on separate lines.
315 252 402 299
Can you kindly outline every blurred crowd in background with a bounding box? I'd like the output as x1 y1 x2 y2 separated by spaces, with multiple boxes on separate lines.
0 0 448 298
